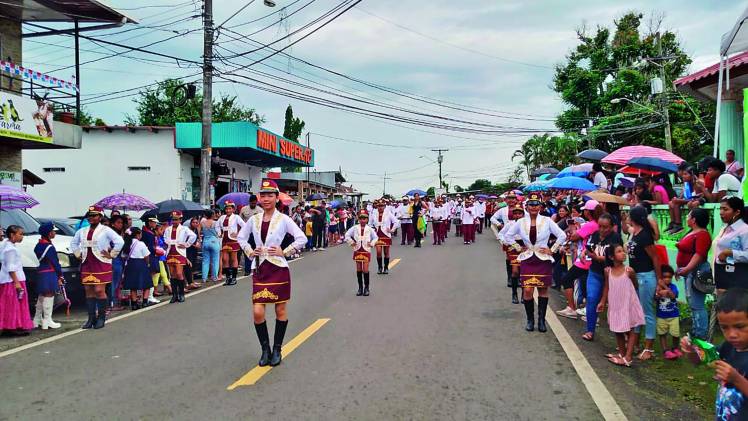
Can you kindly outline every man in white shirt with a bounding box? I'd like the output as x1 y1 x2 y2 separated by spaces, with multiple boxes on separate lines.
725 149 745 180
592 163 608 191
702 159 743 202
396 197 413 245
475 197 486 234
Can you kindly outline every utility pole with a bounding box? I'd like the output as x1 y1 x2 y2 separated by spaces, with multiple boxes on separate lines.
199 0 213 205
305 132 311 199
431 149 448 190
383 172 391 197
656 32 673 152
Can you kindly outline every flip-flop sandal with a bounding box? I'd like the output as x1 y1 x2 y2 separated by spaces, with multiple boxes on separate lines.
582 332 594 341
609 355 632 367
638 349 655 361
605 352 622 359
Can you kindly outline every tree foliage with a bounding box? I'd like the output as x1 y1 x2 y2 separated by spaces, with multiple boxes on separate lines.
511 133 583 178
281 105 306 172
551 11 714 163
125 79 264 127
467 179 493 191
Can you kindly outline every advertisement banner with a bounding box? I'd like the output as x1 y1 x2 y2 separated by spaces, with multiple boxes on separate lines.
0 170 22 188
0 91 54 143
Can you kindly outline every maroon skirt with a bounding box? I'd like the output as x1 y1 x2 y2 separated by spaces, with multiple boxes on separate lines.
252 261 291 304
353 249 371 264
81 250 113 285
222 236 241 252
376 229 392 246
166 247 188 265
520 255 553 288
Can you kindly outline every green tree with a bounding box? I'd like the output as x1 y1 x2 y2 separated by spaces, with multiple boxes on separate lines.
426 186 436 197
124 78 264 126
454 185 464 193
281 105 306 172
553 12 714 163
512 133 582 178
467 179 492 191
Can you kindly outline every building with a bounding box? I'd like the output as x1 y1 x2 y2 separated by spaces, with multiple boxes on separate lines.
24 122 315 217
1 1 136 190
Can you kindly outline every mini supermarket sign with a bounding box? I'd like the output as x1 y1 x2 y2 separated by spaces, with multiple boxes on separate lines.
256 129 313 165
0 91 53 143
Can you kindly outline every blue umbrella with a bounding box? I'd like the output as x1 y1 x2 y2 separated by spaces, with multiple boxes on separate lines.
626 157 678 174
330 199 345 209
306 193 327 201
577 149 608 162
547 176 597 191
557 163 594 178
406 189 427 196
523 180 550 192
476 194 489 199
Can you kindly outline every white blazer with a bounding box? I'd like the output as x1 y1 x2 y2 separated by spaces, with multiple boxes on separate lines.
71 224 124 264
237 210 307 269
217 214 245 241
369 208 400 238
164 225 198 258
0 242 24 284
502 215 567 262
345 224 378 253
461 205 476 224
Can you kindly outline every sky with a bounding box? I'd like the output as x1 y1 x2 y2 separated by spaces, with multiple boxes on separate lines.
20 0 747 197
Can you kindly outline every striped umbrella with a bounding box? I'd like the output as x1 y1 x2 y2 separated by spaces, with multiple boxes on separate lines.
95 192 156 211
0 185 39 210
602 146 684 166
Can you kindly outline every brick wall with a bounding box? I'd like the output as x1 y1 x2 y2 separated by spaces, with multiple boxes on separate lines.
0 144 22 172
0 17 22 93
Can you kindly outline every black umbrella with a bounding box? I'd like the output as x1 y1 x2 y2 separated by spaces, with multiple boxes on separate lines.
530 167 559 177
140 199 206 222
306 193 327 201
577 149 608 162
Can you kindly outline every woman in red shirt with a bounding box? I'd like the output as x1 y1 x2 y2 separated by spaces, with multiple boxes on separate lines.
675 208 712 339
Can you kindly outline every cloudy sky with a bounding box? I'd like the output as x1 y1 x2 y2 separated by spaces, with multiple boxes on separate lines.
21 0 745 197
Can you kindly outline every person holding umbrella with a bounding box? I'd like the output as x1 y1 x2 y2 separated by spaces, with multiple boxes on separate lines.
71 206 124 329
345 209 378 296
238 180 307 367
411 193 426 248
164 211 197 303
217 201 245 286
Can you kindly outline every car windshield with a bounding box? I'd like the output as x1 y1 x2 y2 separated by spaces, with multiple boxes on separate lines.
0 209 41 235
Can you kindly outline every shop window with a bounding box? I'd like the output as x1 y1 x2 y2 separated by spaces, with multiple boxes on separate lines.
128 166 151 172
43 167 65 173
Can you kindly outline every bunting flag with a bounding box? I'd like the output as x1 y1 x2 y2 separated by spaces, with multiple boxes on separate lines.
0 60 79 92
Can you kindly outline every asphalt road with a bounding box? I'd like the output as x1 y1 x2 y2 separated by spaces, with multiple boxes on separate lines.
0 229 603 421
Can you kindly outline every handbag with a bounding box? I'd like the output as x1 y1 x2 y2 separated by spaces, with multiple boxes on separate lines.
688 235 714 294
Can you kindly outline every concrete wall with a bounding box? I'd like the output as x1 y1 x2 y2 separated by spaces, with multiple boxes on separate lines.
23 129 187 217
0 17 22 93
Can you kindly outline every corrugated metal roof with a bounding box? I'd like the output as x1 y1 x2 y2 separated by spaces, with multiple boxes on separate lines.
675 51 748 87
7 0 137 23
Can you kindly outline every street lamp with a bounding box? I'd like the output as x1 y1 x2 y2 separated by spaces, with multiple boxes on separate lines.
264 0 277 6
610 97 662 115
610 96 671 152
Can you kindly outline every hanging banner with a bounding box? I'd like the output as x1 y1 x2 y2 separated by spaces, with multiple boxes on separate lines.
0 171 22 188
0 60 78 92
0 91 54 143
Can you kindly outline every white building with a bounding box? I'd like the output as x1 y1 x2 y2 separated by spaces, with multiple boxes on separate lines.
23 126 265 217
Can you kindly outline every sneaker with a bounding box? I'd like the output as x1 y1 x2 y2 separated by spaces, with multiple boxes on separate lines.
147 297 160 304
318 247 326 251
664 350 678 360
312 247 317 251
556 307 578 319
576 308 586 316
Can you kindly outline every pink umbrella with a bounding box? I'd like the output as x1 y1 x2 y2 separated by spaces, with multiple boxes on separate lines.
602 146 684 166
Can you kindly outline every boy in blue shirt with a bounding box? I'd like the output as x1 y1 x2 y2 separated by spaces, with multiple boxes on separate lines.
656 265 681 360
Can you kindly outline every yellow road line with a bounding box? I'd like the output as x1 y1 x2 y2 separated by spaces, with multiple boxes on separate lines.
227 318 331 390
388 258 401 269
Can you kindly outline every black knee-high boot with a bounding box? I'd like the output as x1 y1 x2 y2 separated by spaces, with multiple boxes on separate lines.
376 257 383 274
170 279 179 303
363 273 370 296
270 320 288 366
228 268 238 285
178 279 186 302
222 268 230 285
537 297 549 333
524 299 535 332
254 321 271 366
383 257 390 274
94 298 108 329
505 261 512 287
356 272 364 296
82 298 97 329
511 277 519 304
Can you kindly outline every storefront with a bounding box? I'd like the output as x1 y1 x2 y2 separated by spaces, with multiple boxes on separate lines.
175 121 315 201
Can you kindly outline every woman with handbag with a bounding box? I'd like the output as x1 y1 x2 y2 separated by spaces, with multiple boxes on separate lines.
675 208 712 339
714 197 748 291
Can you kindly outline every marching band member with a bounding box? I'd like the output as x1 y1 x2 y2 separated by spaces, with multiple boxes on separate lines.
217 201 245 286
370 200 400 274
397 197 413 245
345 210 379 296
430 199 446 245
238 180 307 367
164 211 198 303
502 193 567 333
453 198 463 237
490 193 517 241
461 198 477 244
71 205 124 330
498 204 526 304
475 196 486 234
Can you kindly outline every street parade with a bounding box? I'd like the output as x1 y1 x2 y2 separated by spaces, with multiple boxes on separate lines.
4 1 748 420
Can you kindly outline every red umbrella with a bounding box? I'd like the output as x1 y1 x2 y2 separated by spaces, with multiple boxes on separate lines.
279 192 293 206
602 146 683 166
618 165 662 176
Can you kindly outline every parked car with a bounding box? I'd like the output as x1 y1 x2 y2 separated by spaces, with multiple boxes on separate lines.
37 217 79 236
1 209 81 306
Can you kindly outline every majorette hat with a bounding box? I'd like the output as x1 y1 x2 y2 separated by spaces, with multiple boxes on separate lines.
358 209 369 219
259 179 280 194
171 210 183 219
224 200 236 209
511 203 525 213
86 205 105 217
526 193 542 206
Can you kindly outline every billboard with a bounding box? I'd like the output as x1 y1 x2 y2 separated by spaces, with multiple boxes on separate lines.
0 91 53 143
